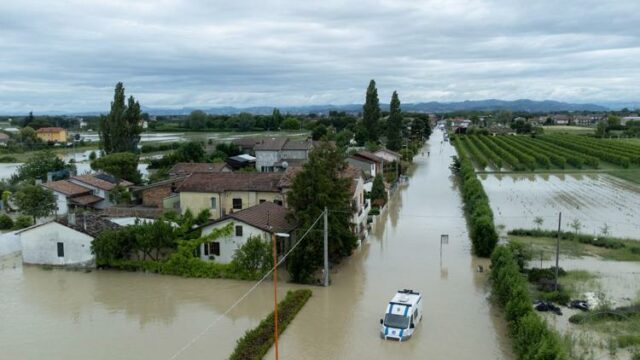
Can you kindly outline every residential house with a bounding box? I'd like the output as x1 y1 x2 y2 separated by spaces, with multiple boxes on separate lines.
68 174 133 209
36 127 67 142
374 149 402 163
574 115 602 126
16 214 119 268
342 165 369 240
254 138 314 172
131 177 185 211
177 172 286 219
42 180 96 215
168 162 232 178
0 132 9 146
551 115 570 125
197 202 296 264
347 151 384 178
232 138 263 155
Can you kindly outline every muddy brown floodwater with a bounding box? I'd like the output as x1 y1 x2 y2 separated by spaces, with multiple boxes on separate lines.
0 129 512 359
480 173 640 239
266 129 513 359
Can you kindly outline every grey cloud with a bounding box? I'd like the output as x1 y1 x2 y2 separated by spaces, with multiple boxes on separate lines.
1 0 639 113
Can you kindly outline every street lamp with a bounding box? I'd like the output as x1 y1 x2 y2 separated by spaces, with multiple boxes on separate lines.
271 231 290 360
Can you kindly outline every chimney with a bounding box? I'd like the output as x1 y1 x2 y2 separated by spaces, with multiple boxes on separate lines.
68 212 76 226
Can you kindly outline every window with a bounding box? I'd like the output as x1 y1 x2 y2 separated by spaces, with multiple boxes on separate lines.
210 197 217 209
259 199 266 203
274 200 283 206
203 242 221 256
235 225 243 237
211 242 220 256
232 198 242 210
57 242 64 257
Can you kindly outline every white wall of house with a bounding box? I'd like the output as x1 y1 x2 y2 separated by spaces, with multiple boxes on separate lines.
49 189 70 215
0 231 21 258
255 150 280 171
67 180 111 208
281 149 308 160
19 222 95 267
199 219 270 264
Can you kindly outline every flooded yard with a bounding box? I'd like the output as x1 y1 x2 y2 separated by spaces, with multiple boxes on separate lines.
480 173 640 239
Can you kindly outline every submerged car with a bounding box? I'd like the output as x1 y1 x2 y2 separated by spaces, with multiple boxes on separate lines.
380 289 423 341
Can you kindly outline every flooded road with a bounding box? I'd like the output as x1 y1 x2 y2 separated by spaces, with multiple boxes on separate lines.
480 173 640 239
266 129 512 359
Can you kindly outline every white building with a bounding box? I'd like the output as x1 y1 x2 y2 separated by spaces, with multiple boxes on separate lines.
343 165 370 240
254 138 314 172
16 214 119 268
198 202 296 264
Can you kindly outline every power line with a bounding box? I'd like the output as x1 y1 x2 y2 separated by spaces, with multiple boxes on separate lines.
168 209 326 360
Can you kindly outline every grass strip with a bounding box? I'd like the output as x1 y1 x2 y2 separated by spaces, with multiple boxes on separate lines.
230 289 312 360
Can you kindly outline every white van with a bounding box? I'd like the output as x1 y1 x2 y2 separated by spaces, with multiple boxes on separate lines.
379 289 423 341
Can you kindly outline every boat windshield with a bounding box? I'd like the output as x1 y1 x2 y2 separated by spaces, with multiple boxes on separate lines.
384 313 410 329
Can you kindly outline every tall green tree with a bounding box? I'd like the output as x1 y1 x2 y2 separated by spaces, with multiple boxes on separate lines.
14 185 56 223
185 110 207 130
363 80 380 142
90 152 142 184
386 91 403 151
99 82 142 154
286 142 357 283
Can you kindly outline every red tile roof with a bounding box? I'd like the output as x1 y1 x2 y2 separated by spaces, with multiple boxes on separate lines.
216 202 296 233
351 151 384 164
43 180 92 196
36 127 66 133
68 194 104 206
168 162 230 177
178 172 284 193
71 174 133 191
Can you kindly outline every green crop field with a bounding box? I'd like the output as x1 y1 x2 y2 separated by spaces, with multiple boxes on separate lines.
451 134 640 174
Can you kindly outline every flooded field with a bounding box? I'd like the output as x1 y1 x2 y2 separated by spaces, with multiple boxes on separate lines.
480 173 640 239
80 130 309 144
0 129 512 359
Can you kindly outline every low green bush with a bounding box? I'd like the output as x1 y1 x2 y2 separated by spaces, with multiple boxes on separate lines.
13 215 32 230
230 289 312 360
0 213 14 229
450 140 498 257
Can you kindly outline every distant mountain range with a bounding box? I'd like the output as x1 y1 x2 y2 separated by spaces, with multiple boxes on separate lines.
139 99 608 116
2 99 612 116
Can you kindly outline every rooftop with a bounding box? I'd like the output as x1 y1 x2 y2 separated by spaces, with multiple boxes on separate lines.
350 151 384 164
43 180 92 196
210 202 296 234
168 162 230 177
36 127 66 133
57 213 120 237
178 172 284 193
71 174 133 191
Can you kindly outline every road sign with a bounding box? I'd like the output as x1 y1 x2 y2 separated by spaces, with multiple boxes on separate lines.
441 234 449 245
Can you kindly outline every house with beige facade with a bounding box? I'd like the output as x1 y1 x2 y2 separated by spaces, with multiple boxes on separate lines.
177 172 287 219
36 127 67 142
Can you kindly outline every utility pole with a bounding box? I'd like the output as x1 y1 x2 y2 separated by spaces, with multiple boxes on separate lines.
323 207 329 287
554 212 561 291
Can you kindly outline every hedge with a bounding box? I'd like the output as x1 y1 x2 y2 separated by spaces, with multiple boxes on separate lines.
491 246 567 359
508 228 627 250
230 289 312 360
451 140 498 257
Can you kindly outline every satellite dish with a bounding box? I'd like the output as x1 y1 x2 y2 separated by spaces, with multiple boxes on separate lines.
282 161 289 169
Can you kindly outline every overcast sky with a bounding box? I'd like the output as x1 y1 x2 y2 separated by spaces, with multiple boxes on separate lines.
1 0 639 113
